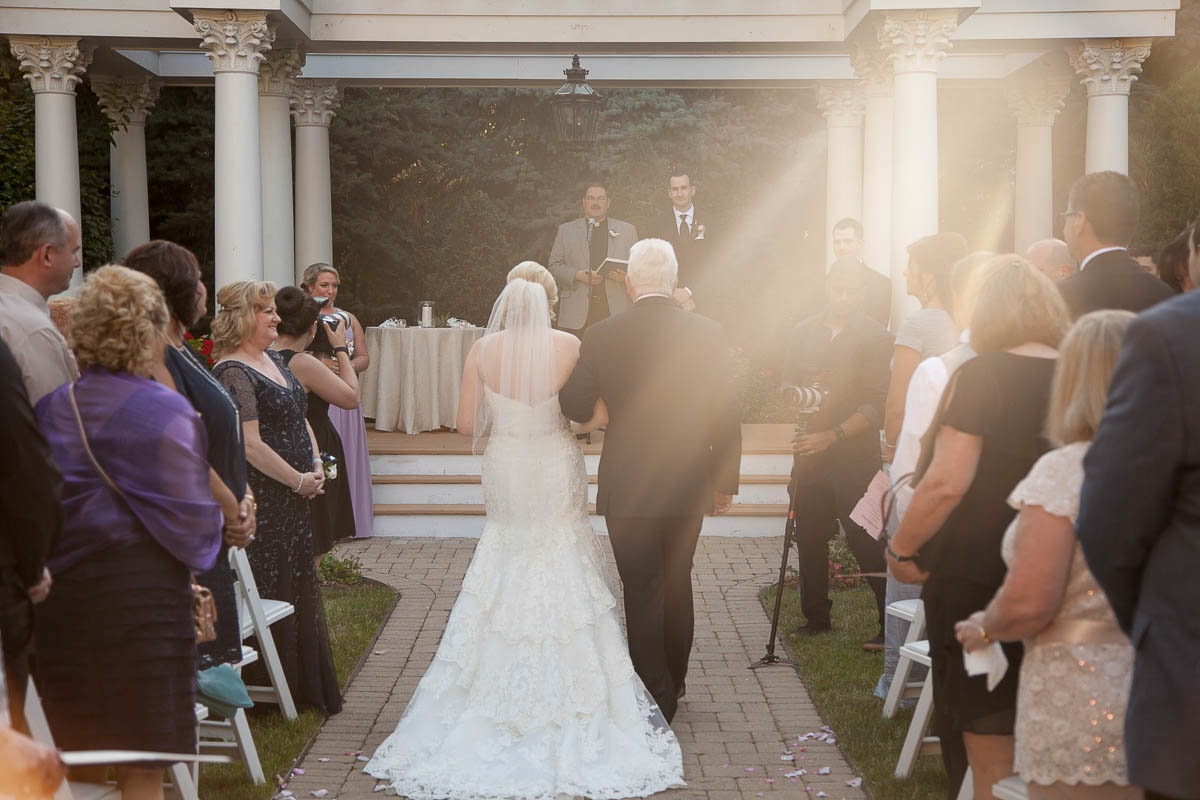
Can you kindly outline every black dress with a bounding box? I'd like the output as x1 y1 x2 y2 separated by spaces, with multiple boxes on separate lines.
279 349 357 556
214 351 342 715
917 351 1055 794
166 344 246 668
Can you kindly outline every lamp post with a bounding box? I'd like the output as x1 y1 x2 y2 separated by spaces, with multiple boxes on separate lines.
551 55 602 147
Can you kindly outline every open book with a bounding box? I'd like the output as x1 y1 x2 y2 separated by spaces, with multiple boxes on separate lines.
591 257 628 279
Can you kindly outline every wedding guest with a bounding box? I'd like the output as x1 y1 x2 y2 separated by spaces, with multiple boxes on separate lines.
1059 171 1172 317
830 217 892 328
1129 243 1157 276
1076 216 1200 800
124 240 255 670
874 251 991 700
647 168 704 312
883 232 967 461
1155 224 1194 293
1025 238 1075 283
956 310 1140 800
301 264 373 541
273 286 360 570
0 336 59 733
34 266 221 799
783 258 892 646
0 201 79 403
888 254 1070 799
46 296 75 340
213 280 342 715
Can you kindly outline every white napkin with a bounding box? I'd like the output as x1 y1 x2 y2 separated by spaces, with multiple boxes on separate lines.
963 642 1009 691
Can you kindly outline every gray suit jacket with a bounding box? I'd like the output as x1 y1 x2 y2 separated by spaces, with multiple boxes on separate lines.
548 217 637 330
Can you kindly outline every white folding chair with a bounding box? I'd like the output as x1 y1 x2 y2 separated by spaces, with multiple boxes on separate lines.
893 640 940 779
196 645 265 784
992 775 1028 800
24 677 201 800
883 598 927 718
229 547 298 721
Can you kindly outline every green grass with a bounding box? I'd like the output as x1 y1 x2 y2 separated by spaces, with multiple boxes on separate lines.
762 582 948 800
199 581 397 800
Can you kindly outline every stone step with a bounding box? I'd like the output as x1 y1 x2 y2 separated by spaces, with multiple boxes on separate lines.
370 503 789 538
370 451 794 476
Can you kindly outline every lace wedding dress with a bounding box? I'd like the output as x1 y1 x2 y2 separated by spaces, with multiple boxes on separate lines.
364 385 684 799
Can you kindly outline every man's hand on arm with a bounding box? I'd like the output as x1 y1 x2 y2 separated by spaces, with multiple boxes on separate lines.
672 288 696 312
712 493 733 515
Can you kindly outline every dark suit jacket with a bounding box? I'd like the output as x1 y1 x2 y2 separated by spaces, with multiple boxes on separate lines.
1076 290 1200 798
1057 248 1174 319
648 209 711 303
0 336 61 660
560 296 742 518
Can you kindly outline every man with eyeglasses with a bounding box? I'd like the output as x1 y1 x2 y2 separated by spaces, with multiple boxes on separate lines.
1058 171 1172 318
549 181 639 334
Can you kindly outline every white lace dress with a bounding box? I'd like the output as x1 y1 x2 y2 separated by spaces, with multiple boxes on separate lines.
1004 442 1136 788
364 388 684 799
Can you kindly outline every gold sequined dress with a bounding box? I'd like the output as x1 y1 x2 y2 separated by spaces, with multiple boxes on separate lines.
1004 441 1136 788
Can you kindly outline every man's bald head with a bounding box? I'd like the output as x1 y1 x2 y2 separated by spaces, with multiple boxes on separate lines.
1025 238 1074 283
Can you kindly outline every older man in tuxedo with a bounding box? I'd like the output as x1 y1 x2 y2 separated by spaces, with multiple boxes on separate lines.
1076 225 1200 799
1059 171 1173 318
548 181 638 334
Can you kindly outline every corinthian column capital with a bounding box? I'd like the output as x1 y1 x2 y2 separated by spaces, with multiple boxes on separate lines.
9 36 93 94
1005 59 1072 128
193 10 273 74
290 79 342 127
879 10 958 75
1068 38 1152 97
817 85 865 128
91 74 161 126
849 39 893 98
259 46 305 96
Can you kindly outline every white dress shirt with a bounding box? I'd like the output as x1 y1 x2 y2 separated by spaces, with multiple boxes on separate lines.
0 272 77 404
672 206 694 233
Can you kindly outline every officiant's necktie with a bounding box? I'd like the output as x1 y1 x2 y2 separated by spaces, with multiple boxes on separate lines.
678 217 690 239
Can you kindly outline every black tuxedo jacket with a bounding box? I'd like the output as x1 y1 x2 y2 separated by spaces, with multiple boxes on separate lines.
1077 289 1200 797
648 209 711 304
560 297 742 518
1057 248 1173 319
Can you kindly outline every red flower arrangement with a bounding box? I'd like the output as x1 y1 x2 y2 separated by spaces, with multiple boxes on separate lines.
185 332 216 368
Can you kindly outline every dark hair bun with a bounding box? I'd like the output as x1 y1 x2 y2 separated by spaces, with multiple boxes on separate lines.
275 286 320 336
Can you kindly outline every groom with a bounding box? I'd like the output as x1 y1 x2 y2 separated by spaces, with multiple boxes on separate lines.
560 237 742 722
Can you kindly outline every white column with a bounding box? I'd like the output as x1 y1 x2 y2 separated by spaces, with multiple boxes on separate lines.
1068 39 1152 175
193 10 273 289
880 10 958 327
818 85 864 268
92 75 161 261
290 79 341 282
1004 62 1071 252
10 36 92 287
851 42 894 281
259 48 304 289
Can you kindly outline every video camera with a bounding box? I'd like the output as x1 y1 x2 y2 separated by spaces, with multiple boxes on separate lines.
308 296 343 357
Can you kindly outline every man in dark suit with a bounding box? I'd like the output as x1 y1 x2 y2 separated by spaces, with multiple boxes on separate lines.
647 169 707 312
560 237 742 723
831 217 892 329
782 258 892 646
1059 170 1173 318
1076 260 1200 799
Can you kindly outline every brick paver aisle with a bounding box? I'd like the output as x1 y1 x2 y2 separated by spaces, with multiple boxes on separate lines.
283 537 869 800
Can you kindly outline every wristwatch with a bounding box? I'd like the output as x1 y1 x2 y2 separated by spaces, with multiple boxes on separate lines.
886 542 918 562
834 425 847 443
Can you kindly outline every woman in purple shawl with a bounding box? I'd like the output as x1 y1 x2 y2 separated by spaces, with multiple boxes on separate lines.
34 266 221 797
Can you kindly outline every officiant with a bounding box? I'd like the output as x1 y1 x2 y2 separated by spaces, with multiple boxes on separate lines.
548 180 638 334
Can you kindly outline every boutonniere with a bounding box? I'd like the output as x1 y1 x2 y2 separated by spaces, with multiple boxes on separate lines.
609 229 620 240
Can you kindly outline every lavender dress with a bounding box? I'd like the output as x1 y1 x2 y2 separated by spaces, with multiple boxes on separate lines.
328 314 373 539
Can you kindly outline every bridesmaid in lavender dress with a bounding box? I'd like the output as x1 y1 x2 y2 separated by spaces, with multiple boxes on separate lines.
302 263 374 540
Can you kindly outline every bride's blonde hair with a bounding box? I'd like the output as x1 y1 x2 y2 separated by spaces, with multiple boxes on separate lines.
506 261 558 321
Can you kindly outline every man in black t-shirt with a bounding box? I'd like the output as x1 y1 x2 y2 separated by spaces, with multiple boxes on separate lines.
782 258 892 647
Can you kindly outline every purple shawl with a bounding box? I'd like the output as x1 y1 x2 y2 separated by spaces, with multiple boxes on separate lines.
35 367 222 575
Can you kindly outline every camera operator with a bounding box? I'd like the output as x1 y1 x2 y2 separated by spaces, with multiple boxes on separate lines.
781 258 892 649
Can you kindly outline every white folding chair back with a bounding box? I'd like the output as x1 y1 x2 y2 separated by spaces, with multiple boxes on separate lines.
893 640 940 779
883 599 927 718
196 645 265 784
991 775 1028 800
229 547 298 720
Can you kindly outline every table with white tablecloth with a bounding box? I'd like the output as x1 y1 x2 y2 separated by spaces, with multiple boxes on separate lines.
361 326 483 434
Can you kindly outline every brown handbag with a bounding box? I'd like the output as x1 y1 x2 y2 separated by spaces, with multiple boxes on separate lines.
67 382 219 643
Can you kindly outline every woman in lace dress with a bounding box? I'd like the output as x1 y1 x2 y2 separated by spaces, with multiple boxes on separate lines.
956 310 1140 800
365 262 685 800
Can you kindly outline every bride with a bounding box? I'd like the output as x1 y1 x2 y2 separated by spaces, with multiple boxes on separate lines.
364 262 685 799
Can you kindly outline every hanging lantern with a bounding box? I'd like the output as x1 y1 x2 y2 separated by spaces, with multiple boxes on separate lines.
551 55 603 147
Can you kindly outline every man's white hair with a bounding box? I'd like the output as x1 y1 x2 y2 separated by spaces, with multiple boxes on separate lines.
627 238 678 297
1025 238 1074 275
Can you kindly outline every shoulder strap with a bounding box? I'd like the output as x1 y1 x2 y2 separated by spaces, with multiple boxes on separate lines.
68 381 124 499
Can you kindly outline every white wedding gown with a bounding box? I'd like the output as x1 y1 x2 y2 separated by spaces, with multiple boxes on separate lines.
365 387 684 799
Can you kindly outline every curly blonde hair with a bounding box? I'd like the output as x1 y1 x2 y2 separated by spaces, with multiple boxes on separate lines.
967 254 1071 354
212 280 278 357
70 265 169 377
506 261 558 321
